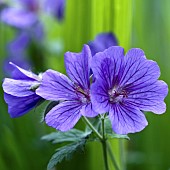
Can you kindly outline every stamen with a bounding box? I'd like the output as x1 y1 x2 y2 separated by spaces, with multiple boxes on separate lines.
74 84 90 103
108 87 127 103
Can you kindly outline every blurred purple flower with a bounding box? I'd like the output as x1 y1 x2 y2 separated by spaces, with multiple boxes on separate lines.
91 46 168 134
36 45 98 131
1 0 44 75
8 31 30 53
17 0 39 12
2 62 43 118
29 22 44 41
1 8 37 29
88 32 118 56
44 0 66 21
0 0 44 38
3 32 31 75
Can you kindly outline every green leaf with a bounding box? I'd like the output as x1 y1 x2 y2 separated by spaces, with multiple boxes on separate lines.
41 129 91 144
47 140 86 170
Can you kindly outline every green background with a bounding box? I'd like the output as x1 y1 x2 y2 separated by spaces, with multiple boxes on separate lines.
0 0 169 170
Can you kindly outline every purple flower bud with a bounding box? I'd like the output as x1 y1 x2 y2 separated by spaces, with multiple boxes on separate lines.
88 32 118 56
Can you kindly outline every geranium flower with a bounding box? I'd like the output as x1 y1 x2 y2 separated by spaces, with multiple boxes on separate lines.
91 46 168 134
36 45 98 131
2 62 43 118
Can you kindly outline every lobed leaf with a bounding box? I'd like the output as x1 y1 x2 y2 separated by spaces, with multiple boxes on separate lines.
47 140 86 170
41 129 91 144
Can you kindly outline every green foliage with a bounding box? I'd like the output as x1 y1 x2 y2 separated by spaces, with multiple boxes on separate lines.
41 129 91 144
85 116 130 141
42 116 130 170
47 140 86 170
43 129 92 170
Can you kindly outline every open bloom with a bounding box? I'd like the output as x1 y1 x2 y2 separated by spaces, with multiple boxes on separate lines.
2 62 43 118
91 46 168 134
36 45 98 131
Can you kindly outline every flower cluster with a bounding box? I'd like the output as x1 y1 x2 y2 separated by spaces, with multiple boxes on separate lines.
2 42 168 134
1 0 66 75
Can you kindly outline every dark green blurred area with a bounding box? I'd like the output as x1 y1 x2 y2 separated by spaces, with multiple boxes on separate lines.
0 0 169 170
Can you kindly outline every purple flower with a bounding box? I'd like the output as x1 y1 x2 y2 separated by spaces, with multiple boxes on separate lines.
1 1 44 75
36 45 98 131
2 62 43 118
88 32 118 56
17 0 39 12
3 32 31 75
0 0 44 39
91 46 168 134
1 8 37 29
3 55 31 75
44 0 65 21
8 31 30 53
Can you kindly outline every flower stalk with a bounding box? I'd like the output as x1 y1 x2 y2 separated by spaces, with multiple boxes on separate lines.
119 140 125 170
82 116 121 170
101 117 109 170
82 116 102 140
107 142 120 170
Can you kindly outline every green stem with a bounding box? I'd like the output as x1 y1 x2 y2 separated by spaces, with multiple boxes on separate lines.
101 117 105 138
107 142 120 170
102 141 109 170
101 118 109 170
82 116 120 170
82 116 103 140
119 140 125 170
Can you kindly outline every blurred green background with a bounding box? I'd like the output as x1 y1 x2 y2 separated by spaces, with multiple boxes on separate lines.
0 0 169 170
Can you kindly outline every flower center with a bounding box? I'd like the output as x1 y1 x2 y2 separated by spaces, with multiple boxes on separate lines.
75 85 90 103
108 88 127 103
